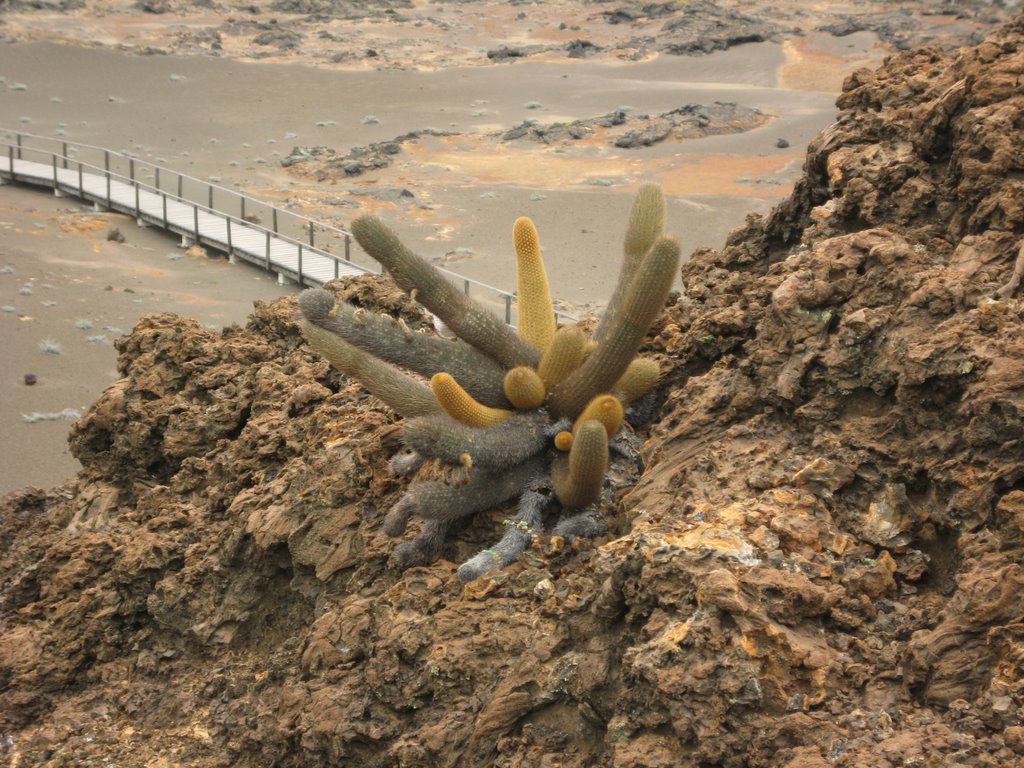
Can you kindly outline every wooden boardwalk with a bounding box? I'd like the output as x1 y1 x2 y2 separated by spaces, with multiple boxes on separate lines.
0 151 369 287
0 129 577 325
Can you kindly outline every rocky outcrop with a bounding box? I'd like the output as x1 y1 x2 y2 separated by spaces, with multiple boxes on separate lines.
2 14 1024 768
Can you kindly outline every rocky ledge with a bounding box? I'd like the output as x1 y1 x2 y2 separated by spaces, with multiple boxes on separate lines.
2 13 1024 768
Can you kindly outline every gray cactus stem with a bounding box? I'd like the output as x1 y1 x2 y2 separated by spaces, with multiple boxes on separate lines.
298 288 511 408
457 491 547 583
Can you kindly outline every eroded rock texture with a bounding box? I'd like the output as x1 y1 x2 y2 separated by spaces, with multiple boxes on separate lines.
3 15 1024 768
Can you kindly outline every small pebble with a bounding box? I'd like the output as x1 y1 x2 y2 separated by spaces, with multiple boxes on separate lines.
24 373 37 386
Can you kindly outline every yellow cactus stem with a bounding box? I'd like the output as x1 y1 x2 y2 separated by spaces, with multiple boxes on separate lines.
615 357 661 404
552 419 609 509
554 431 574 451
513 216 556 353
503 366 547 410
573 394 624 438
537 325 587 388
431 372 514 428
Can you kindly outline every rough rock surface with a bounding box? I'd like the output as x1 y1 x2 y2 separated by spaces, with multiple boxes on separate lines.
3 15 1024 768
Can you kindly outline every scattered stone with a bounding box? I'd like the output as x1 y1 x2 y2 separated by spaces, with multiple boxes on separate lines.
566 39 599 58
776 138 790 148
23 373 37 386
107 228 125 243
487 46 525 61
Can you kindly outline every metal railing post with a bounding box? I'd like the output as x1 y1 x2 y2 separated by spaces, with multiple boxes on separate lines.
129 158 135 181
62 142 68 169
505 295 512 324
7 145 13 172
78 163 83 196
344 234 351 262
464 279 470 296
265 231 271 270
272 208 278 233
308 221 314 247
208 184 213 209
16 134 22 160
155 167 160 191
162 193 168 228
194 205 200 240
298 244 303 283
334 258 339 279
226 217 233 255
106 170 111 207
52 155 58 187
104 150 109 173
240 197 245 221
135 183 140 218
177 173 182 199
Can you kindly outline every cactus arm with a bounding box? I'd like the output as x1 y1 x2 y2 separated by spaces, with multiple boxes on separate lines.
593 183 666 344
390 519 451 568
536 324 587 389
457 490 546 583
431 373 514 427
549 236 680 418
503 366 547 410
351 215 541 369
300 321 441 418
614 357 661 404
572 394 624 438
412 456 545 523
512 217 556 352
402 410 551 468
299 288 511 408
552 419 609 509
551 509 605 541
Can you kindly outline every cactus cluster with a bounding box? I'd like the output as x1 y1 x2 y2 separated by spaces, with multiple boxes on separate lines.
298 184 680 582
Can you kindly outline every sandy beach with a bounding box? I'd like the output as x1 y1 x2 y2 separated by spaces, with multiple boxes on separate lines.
0 0 1010 493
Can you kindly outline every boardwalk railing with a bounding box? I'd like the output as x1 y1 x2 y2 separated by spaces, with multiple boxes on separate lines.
0 129 574 325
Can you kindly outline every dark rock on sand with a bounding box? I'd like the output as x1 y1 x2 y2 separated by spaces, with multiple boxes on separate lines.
500 102 766 148
282 128 457 179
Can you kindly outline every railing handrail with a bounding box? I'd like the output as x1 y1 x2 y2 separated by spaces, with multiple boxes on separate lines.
0 138 379 275
0 128 577 323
